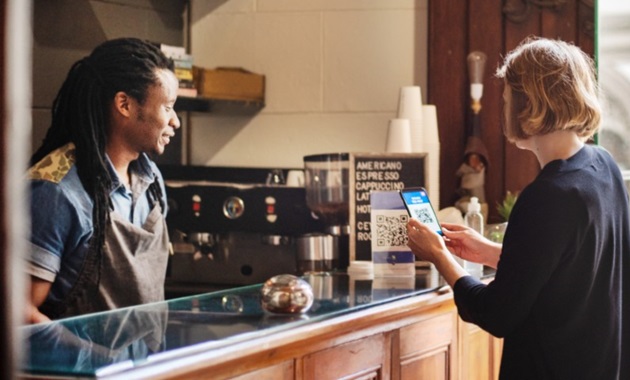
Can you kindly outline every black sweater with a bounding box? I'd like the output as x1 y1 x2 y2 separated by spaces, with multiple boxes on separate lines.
454 144 630 379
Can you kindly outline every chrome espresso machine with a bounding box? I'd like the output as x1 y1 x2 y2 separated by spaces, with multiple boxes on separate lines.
164 166 327 288
164 154 352 291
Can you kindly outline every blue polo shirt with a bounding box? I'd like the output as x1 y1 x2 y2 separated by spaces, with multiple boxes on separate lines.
26 143 167 304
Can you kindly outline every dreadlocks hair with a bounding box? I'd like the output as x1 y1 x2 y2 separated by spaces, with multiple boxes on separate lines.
30 38 174 260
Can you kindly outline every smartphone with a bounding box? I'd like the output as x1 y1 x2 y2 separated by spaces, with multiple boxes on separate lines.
399 187 443 236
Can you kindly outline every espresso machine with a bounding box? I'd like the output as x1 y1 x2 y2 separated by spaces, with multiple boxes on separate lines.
164 166 326 289
303 153 351 271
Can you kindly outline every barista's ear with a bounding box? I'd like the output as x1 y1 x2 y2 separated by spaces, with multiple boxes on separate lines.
112 91 132 118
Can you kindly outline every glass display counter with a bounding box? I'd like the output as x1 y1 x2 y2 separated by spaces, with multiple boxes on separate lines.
20 271 449 378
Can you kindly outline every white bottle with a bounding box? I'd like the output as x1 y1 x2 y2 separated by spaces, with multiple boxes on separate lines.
463 197 484 277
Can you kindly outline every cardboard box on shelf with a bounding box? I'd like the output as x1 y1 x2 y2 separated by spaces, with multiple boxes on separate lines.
194 66 265 103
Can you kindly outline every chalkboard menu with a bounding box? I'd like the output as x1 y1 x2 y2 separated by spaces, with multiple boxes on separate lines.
349 153 427 261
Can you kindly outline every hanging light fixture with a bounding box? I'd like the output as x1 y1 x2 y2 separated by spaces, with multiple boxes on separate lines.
467 51 487 115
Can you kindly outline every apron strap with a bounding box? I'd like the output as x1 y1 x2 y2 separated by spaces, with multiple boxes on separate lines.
146 177 164 213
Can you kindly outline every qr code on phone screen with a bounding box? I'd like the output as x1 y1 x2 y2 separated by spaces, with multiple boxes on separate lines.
412 209 435 224
375 214 409 247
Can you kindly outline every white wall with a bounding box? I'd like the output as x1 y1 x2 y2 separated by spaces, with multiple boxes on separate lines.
189 0 428 168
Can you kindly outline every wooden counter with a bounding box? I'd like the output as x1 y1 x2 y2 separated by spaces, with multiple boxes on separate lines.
20 273 501 379
157 289 501 380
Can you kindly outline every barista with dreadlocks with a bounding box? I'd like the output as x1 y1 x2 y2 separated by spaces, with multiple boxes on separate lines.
26 38 180 323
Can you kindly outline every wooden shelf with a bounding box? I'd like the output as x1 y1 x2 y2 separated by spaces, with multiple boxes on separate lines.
175 96 265 115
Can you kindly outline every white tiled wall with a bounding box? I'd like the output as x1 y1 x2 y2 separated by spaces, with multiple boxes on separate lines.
189 0 428 168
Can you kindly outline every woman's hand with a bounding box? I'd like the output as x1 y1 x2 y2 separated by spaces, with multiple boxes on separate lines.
406 218 449 264
441 222 502 269
406 219 468 287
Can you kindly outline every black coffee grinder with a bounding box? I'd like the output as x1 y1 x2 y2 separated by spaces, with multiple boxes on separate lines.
303 153 350 271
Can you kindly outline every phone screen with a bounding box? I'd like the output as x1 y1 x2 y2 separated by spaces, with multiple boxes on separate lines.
399 187 443 235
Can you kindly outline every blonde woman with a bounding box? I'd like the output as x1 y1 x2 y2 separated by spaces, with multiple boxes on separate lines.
407 37 629 379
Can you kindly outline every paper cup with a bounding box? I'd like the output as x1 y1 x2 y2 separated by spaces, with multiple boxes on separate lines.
422 104 439 146
407 118 424 153
397 86 423 120
397 86 424 152
385 118 412 153
422 105 441 207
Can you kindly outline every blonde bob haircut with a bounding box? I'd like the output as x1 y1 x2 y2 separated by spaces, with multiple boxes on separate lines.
496 37 601 143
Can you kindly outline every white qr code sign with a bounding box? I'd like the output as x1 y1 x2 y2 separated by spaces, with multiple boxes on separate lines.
375 214 409 247
370 190 415 277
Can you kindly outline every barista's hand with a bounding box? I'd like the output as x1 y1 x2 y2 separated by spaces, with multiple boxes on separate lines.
441 222 502 269
27 303 51 324
27 276 52 324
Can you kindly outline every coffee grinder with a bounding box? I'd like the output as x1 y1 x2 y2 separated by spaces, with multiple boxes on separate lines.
303 153 350 271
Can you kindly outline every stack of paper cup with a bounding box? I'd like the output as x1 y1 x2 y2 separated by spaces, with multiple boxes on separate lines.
385 119 412 153
391 86 441 208
396 86 424 152
422 105 441 207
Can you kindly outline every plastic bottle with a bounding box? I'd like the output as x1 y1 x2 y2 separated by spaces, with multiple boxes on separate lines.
463 197 484 277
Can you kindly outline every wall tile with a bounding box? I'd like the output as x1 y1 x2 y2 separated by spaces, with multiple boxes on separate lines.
190 0 255 20
189 113 391 167
33 1 108 51
187 0 429 168
99 0 186 13
323 10 425 112
254 12 322 113
258 0 426 12
91 2 152 40
146 11 185 46
191 14 257 68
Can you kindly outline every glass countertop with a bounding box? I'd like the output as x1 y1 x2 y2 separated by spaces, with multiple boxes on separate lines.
20 271 447 378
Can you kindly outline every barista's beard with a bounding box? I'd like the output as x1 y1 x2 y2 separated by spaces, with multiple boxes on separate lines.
133 107 165 157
